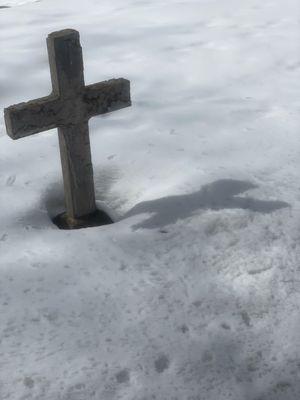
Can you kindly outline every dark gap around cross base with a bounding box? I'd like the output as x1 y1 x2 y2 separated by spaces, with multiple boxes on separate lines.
52 209 114 230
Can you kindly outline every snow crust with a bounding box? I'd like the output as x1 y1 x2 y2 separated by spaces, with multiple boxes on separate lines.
1 0 300 399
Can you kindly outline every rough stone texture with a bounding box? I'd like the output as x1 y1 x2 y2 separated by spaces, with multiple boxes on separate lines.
4 78 130 139
4 29 131 222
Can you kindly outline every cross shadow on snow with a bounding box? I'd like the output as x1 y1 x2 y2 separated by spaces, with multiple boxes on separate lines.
125 179 290 230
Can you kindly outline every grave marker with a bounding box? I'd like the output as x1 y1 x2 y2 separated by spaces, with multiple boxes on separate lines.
4 29 131 229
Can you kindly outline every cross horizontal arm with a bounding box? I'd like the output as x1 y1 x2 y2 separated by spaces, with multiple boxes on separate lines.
4 95 61 139
84 78 131 119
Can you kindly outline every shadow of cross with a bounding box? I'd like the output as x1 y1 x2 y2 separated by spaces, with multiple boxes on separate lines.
4 29 131 229
125 179 290 230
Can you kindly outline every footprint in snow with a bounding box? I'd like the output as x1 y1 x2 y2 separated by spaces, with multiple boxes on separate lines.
115 369 130 384
155 354 170 373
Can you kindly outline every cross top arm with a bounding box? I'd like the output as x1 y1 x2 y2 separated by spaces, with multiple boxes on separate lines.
84 78 131 118
4 77 131 140
4 95 61 139
4 29 131 140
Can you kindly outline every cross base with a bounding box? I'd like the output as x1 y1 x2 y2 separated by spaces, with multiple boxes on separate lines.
52 209 113 230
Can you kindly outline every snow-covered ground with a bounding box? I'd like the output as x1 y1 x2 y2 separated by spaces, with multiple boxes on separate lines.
1 0 300 399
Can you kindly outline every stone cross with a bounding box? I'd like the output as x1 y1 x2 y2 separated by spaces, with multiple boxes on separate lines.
4 29 131 228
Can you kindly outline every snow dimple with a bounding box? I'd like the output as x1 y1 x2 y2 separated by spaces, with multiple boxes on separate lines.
154 354 170 373
240 311 251 327
248 266 273 275
23 377 35 389
221 322 231 330
115 369 130 384
5 175 16 186
0 233 8 241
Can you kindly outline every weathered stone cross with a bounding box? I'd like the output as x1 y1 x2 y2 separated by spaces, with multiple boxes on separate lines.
4 29 131 228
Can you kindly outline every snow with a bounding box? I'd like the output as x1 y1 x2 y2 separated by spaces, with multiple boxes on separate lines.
1 0 300 399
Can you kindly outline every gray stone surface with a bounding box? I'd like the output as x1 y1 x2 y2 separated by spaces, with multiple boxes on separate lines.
4 29 131 221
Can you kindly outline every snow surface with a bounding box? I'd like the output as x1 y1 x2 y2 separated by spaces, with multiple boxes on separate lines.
1 0 300 399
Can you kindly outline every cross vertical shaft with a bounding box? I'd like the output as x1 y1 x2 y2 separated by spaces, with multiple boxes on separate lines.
47 30 96 219
58 121 96 219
